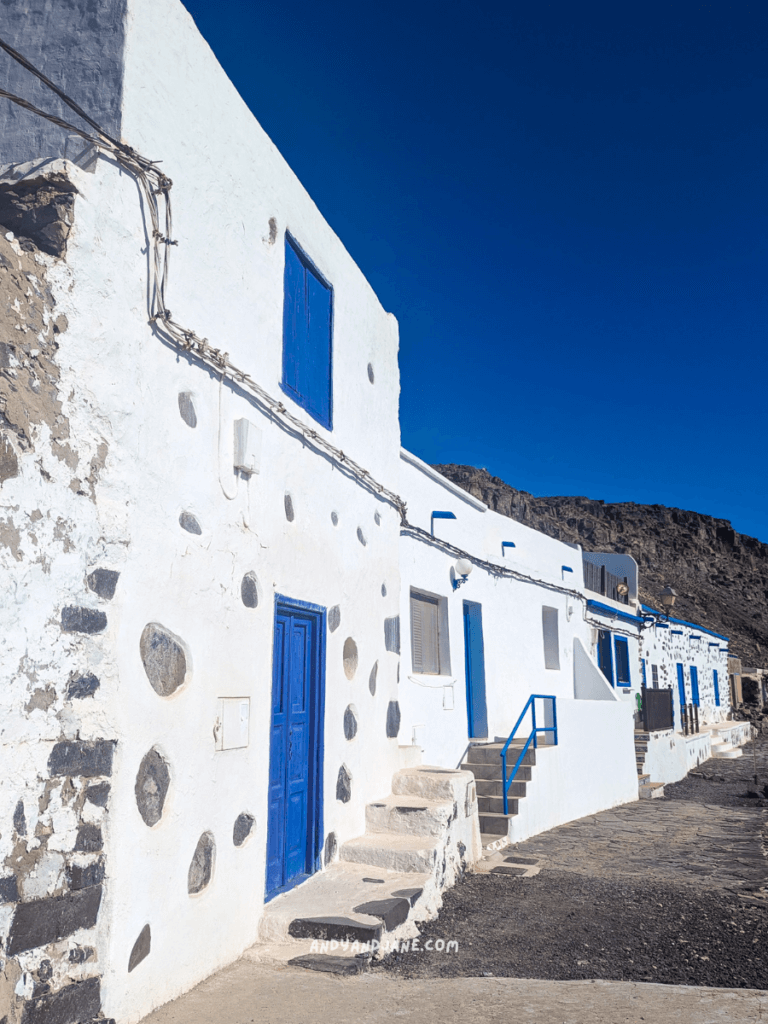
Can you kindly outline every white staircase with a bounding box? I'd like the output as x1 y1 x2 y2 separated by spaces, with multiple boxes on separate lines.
710 731 743 759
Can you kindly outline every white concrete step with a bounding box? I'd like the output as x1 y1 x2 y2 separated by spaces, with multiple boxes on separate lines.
257 861 429 944
639 782 665 800
365 794 455 838
340 832 441 874
712 747 743 759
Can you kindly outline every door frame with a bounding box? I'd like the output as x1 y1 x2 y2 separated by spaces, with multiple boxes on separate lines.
266 594 326 901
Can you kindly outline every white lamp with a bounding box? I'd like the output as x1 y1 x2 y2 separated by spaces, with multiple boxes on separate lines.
453 558 473 590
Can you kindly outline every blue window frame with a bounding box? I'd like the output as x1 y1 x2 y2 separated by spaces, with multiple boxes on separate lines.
614 636 631 687
282 234 333 429
713 669 720 707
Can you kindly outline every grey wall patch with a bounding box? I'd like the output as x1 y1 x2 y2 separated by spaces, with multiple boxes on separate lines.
384 616 400 653
241 572 259 608
368 661 378 696
178 392 197 428
336 765 352 804
328 605 341 633
343 704 358 741
386 701 401 739
135 748 171 827
179 511 202 535
128 924 151 973
140 623 188 697
233 813 255 847
343 637 358 680
324 831 338 865
188 832 215 894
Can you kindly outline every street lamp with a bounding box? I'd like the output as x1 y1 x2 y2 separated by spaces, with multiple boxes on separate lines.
452 558 473 590
660 586 678 616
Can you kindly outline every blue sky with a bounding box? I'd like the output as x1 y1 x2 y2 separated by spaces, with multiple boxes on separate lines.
182 0 768 541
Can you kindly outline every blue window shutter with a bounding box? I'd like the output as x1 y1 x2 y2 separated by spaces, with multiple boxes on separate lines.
713 669 720 707
306 271 332 426
641 658 647 687
676 663 686 709
282 235 333 429
282 240 307 399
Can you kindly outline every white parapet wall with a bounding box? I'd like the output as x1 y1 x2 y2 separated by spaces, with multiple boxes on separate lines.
507 697 638 845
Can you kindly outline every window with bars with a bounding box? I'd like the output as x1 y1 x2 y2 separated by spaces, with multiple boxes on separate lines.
542 606 560 670
651 664 659 688
410 591 441 675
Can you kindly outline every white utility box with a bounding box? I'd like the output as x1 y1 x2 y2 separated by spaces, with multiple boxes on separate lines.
215 698 250 750
233 418 262 475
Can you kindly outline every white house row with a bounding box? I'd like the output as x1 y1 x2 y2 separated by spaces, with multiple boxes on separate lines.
0 2 741 1022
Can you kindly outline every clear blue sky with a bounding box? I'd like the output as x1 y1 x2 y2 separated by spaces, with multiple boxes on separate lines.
181 0 767 541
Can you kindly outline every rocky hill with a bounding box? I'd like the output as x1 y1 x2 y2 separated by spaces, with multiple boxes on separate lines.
434 464 768 666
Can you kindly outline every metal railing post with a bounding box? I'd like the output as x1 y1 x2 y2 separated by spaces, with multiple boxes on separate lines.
532 700 537 749
551 696 558 747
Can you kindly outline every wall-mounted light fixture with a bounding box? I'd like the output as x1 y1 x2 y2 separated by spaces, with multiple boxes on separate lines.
639 585 678 629
431 510 456 536
452 558 473 590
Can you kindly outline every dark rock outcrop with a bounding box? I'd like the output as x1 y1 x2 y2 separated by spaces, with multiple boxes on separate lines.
434 464 768 664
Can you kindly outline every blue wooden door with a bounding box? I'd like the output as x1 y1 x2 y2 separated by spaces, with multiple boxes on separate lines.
266 600 324 900
690 665 700 706
463 601 488 739
713 669 720 707
676 663 687 710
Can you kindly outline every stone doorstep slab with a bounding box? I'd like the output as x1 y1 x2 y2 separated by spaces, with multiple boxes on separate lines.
340 833 441 874
365 794 456 838
257 862 431 944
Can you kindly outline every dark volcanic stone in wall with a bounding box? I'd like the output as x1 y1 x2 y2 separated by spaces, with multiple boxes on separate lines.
188 833 215 894
369 661 378 696
66 673 100 699
386 701 401 739
140 623 187 696
434 463 768 665
0 175 78 257
336 765 352 803
85 782 110 807
67 859 105 891
74 824 103 853
86 568 119 600
135 748 171 827
233 813 255 847
343 705 358 740
324 831 338 865
48 740 115 778
328 605 341 633
21 976 101 1024
0 874 19 903
178 392 197 428
8 886 102 955
13 799 26 835
60 607 107 634
128 924 151 972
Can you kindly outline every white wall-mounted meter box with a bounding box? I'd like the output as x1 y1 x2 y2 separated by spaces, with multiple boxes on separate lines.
233 418 262 475
215 698 250 750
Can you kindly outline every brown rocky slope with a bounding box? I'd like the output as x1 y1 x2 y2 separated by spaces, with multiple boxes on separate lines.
434 464 768 666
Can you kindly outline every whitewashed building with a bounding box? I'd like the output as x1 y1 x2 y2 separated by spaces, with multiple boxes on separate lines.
0 2 749 1023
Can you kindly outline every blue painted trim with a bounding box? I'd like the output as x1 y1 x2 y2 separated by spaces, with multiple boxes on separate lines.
431 510 456 536
671 629 684 635
267 593 326 900
501 541 516 551
708 642 720 647
640 605 729 641
614 635 631 687
561 565 573 573
586 599 644 627
690 635 701 640
655 623 670 629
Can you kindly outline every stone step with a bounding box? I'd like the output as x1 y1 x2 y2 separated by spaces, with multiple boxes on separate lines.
340 833 442 874
639 782 665 800
712 747 743 759
480 832 510 853
490 864 527 876
461 754 534 780
475 772 531 796
478 793 524 814
638 773 650 783
258 862 430 944
465 741 528 765
479 810 516 836
365 795 455 838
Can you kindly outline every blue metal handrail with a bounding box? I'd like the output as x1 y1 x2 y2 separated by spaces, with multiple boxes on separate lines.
500 695 558 814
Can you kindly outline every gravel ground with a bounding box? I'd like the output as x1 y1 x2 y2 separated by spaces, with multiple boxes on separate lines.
377 741 768 989
376 870 768 989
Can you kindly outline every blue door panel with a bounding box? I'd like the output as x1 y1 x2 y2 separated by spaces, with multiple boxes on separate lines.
306 272 332 425
597 630 614 685
266 600 325 901
714 669 720 707
463 601 488 739
676 663 686 709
